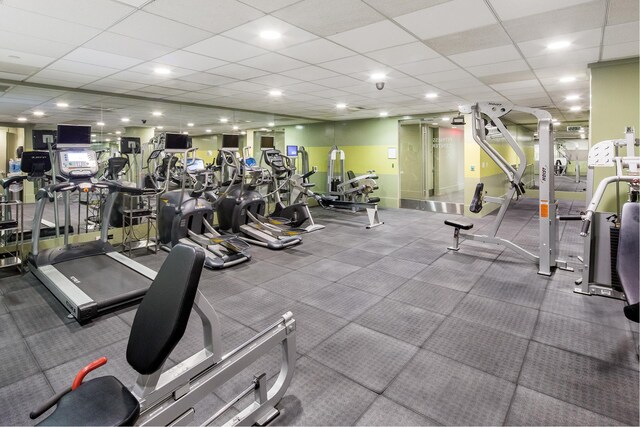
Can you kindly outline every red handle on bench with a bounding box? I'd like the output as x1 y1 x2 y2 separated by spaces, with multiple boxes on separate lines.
72 357 107 390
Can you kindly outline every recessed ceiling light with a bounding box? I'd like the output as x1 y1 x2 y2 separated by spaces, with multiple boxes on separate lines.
91 134 96 137
370 73 386 81
17 117 27 122
56 102 68 108
553 121 561 126
560 76 576 83
336 103 347 109
269 89 282 97
268 122 275 127
260 30 281 40
565 94 580 101
121 118 130 123
92 139 96 143
402 116 412 120
108 132 113 135
240 131 246 135
260 127 268 131
152 111 162 116
154 67 171 75
105 138 111 142
33 111 44 116
205 129 212 133
441 117 450 121
295 125 304 130
220 118 228 123
157 126 163 130
115 131 122 135
97 121 105 126
183 131 189 135
569 106 581 111
233 125 239 130
551 118 558 122
187 122 194 127
425 93 438 99
431 122 439 126
117 137 121 141
547 41 571 50
379 112 388 117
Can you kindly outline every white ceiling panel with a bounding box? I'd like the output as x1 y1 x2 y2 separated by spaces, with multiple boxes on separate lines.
395 57 458 75
272 0 384 37
394 0 496 40
0 71 30 81
518 28 603 58
366 42 440 66
222 15 317 50
279 39 354 63
0 31 74 58
221 80 268 93
247 74 302 87
527 47 600 69
449 45 521 67
602 41 640 60
143 0 264 33
488 0 595 21
28 70 98 87
362 0 453 18
318 55 384 74
83 32 175 61
466 59 530 77
280 65 339 81
606 0 640 26
0 6 101 46
185 36 267 62
436 77 485 90
152 79 210 92
603 21 640 45
0 48 56 68
153 51 227 72
237 0 301 13
239 52 307 73
177 72 237 86
107 70 174 85
2 0 134 29
82 79 148 93
110 11 213 49
46 60 120 78
63 47 144 69
417 68 472 84
207 63 269 80
328 20 416 53
313 75 363 89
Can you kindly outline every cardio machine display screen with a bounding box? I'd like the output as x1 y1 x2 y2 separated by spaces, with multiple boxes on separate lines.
186 158 205 172
286 145 298 157
67 152 89 162
56 125 92 146
165 133 191 150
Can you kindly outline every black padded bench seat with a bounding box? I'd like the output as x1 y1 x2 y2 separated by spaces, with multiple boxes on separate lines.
444 218 473 230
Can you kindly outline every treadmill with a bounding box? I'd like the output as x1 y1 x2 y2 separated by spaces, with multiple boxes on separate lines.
28 124 156 323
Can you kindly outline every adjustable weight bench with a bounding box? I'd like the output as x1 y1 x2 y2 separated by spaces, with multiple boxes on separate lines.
32 244 296 426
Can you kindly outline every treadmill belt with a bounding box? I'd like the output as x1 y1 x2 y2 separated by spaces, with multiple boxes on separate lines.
55 254 152 302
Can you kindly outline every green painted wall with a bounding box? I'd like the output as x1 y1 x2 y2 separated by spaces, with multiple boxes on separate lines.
283 118 400 208
589 58 639 212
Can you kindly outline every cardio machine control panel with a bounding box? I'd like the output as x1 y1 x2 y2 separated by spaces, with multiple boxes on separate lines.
58 150 99 179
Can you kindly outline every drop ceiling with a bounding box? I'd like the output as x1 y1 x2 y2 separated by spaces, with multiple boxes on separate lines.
0 0 637 127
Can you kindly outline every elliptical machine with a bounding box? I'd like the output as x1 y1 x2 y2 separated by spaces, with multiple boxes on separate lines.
157 145 251 269
261 148 324 232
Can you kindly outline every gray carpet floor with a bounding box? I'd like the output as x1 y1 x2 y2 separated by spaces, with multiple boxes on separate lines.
0 200 638 426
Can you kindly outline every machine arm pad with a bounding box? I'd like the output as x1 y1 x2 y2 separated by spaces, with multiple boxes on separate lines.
469 183 484 213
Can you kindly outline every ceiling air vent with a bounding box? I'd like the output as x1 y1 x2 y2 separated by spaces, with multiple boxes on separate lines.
76 105 117 112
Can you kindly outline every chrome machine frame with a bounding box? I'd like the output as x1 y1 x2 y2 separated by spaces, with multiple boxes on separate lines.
452 101 568 276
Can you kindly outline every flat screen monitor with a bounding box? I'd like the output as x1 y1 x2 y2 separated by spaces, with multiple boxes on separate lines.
120 136 141 154
164 133 191 151
222 134 239 149
56 125 91 147
33 130 57 150
186 158 205 173
286 145 298 157
261 136 274 150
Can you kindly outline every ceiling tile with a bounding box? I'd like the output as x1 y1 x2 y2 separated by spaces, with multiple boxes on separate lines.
0 48 55 67
0 30 74 58
222 15 317 49
488 0 595 20
280 39 354 63
28 69 99 86
607 0 640 25
153 51 227 72
466 59 530 77
206 63 269 79
143 0 264 33
424 24 511 56
239 52 307 72
449 45 521 67
518 28 603 57
362 0 452 18
436 77 484 90
491 79 543 91
2 0 134 29
394 0 496 40
366 42 440 66
156 79 210 91
84 32 176 61
601 41 640 60
416 68 472 84
280 66 340 81
82 78 148 93
328 20 416 53
527 47 600 69
237 0 301 13
395 57 458 75
272 0 384 37
247 74 302 87
221 80 268 93
126 63 196 80
185 36 267 62
178 72 238 86
106 70 175 85
134 85 187 97
319 55 385 74
46 60 120 78
603 21 640 45
479 71 536 85
502 0 607 43
0 5 101 45
313 75 363 89
110 10 213 49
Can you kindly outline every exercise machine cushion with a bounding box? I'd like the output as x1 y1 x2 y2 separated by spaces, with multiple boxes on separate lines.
368 197 380 203
617 203 639 322
346 170 358 188
126 244 206 374
469 183 484 213
444 218 473 230
38 376 139 426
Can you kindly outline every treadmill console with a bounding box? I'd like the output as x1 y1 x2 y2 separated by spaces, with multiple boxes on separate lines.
58 150 99 179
